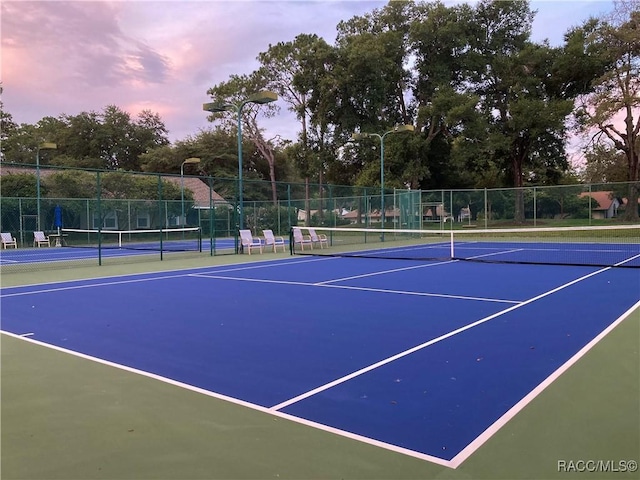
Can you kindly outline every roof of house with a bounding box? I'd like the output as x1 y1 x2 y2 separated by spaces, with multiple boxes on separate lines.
164 177 228 208
342 208 400 219
579 191 619 210
0 165 57 177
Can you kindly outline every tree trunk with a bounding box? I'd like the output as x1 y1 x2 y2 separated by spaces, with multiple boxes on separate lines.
305 177 310 227
318 169 324 224
512 154 525 224
268 157 278 206
624 177 639 221
512 134 529 224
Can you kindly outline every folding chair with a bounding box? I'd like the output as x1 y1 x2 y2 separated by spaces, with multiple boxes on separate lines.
308 228 328 249
1 232 17 249
262 229 286 252
239 229 263 254
33 231 50 247
292 228 313 251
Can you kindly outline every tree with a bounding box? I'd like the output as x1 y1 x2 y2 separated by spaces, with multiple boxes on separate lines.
259 33 336 219
582 143 629 183
408 1 479 189
1 106 170 171
205 72 280 205
259 34 332 153
460 0 574 222
574 1 640 220
0 105 18 162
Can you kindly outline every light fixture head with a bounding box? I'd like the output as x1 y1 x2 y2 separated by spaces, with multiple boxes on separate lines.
247 91 278 104
203 102 233 113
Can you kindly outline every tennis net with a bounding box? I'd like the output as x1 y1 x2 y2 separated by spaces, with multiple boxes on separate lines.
61 227 202 253
290 225 640 268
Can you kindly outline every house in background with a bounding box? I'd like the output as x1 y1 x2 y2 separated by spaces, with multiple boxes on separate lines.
579 191 622 219
341 208 401 225
164 176 229 226
0 166 229 230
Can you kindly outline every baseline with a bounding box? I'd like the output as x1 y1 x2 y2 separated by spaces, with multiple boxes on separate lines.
0 330 452 468
0 256 330 297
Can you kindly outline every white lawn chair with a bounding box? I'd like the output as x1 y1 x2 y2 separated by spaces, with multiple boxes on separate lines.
1 232 17 249
308 228 328 249
262 229 286 253
292 228 313 251
239 229 263 254
33 231 50 247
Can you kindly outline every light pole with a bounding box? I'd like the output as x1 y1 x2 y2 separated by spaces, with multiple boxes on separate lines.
180 157 201 227
36 142 57 231
203 91 277 231
350 125 414 233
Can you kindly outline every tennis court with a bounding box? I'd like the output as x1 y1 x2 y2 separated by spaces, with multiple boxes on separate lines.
0 237 236 266
2 226 639 472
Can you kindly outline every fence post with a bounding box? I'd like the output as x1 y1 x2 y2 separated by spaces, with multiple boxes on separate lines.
210 176 215 256
287 184 292 231
533 187 537 227
484 188 488 229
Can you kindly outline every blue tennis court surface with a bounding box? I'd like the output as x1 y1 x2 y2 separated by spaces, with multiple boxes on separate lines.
1 256 639 466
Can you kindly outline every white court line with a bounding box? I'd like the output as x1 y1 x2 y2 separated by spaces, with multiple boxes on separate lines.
189 274 520 304
0 330 451 468
196 256 335 275
314 259 457 285
318 283 519 304
269 264 615 411
449 298 640 468
457 245 637 254
0 257 330 298
466 248 524 260
0 273 194 298
3 264 637 469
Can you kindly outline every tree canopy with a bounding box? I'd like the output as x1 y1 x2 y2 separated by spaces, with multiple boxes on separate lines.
2 0 638 219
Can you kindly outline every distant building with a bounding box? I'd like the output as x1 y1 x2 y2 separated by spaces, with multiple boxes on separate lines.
579 191 622 219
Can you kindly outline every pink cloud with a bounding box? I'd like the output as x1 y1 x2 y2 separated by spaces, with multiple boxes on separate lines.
4 0 615 145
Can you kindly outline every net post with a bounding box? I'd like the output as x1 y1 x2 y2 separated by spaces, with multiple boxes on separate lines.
287 184 292 231
449 230 454 259
289 228 294 255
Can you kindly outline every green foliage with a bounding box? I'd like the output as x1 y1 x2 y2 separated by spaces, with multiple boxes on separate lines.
583 143 629 183
46 170 97 198
1 106 169 171
1 0 637 212
572 1 640 219
534 187 591 219
0 173 39 197
243 205 296 235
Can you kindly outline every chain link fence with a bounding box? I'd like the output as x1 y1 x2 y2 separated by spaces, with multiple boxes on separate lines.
1 163 637 272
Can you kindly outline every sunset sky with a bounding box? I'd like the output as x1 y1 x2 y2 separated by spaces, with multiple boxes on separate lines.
2 1 616 144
